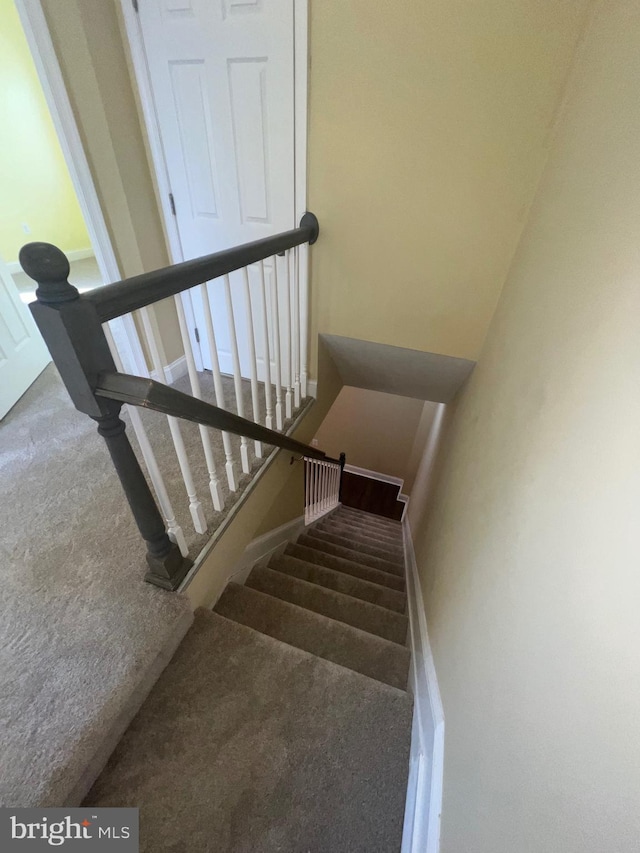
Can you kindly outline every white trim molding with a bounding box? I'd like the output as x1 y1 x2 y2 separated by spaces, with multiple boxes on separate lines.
344 464 405 489
151 354 188 386
401 519 445 853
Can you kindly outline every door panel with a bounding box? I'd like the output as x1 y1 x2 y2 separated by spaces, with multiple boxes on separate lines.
138 0 295 378
0 258 50 419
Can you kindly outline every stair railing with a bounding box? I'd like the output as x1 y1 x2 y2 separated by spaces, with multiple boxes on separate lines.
21 213 344 590
304 453 345 525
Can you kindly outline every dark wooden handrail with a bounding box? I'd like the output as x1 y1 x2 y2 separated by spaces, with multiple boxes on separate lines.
95 372 340 465
82 213 319 322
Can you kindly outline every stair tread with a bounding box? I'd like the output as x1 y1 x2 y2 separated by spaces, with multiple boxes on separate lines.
316 521 405 551
270 553 407 613
286 543 406 592
247 565 408 644
308 529 405 563
320 518 404 545
85 609 412 853
337 507 402 528
214 583 411 690
299 532 405 577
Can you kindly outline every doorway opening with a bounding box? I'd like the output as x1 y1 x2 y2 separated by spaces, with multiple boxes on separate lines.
0 0 146 419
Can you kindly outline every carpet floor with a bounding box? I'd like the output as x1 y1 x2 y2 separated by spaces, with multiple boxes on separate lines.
0 363 307 807
86 508 413 852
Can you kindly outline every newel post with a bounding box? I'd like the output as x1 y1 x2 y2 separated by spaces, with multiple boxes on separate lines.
21 242 190 590
338 452 346 503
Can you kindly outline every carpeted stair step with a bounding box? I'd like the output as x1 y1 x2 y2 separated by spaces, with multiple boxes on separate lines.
246 565 408 644
332 517 404 543
338 504 402 523
327 506 404 534
321 516 403 544
329 510 404 537
214 583 411 690
316 519 404 550
308 529 405 564
336 508 403 533
269 553 407 613
85 609 413 853
299 532 405 577
300 528 404 575
285 543 406 592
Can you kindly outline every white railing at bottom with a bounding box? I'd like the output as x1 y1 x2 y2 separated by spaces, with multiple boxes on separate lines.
304 457 342 525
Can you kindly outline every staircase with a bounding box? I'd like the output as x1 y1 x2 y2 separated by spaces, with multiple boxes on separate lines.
86 506 414 852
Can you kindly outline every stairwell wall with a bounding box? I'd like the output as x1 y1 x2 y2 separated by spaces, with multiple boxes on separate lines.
307 0 593 368
408 3 640 851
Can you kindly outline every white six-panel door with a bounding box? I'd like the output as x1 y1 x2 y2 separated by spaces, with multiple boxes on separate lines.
0 256 50 419
136 0 296 383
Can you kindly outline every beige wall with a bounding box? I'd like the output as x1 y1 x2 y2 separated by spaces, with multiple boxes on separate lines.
307 0 592 369
313 386 434 485
410 3 640 850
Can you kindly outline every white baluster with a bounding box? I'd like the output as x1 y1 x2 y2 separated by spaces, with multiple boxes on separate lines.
330 465 335 509
293 246 301 409
258 260 274 430
271 256 284 430
174 295 223 512
242 267 263 459
104 323 189 557
322 462 328 513
314 460 320 520
299 241 309 399
283 250 293 420
304 459 310 523
200 282 238 492
308 460 314 522
139 306 207 534
223 273 251 473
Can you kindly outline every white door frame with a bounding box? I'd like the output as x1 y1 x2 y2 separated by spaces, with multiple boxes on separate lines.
119 0 309 371
14 0 148 378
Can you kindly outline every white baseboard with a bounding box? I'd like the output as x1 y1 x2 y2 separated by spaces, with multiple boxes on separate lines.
399 494 410 521
401 519 445 853
209 514 307 605
151 354 188 385
7 247 93 274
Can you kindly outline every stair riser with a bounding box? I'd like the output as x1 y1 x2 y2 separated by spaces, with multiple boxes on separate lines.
215 584 410 690
307 530 405 565
246 567 408 645
286 544 406 592
299 534 405 577
318 519 404 546
317 522 404 550
270 555 407 613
